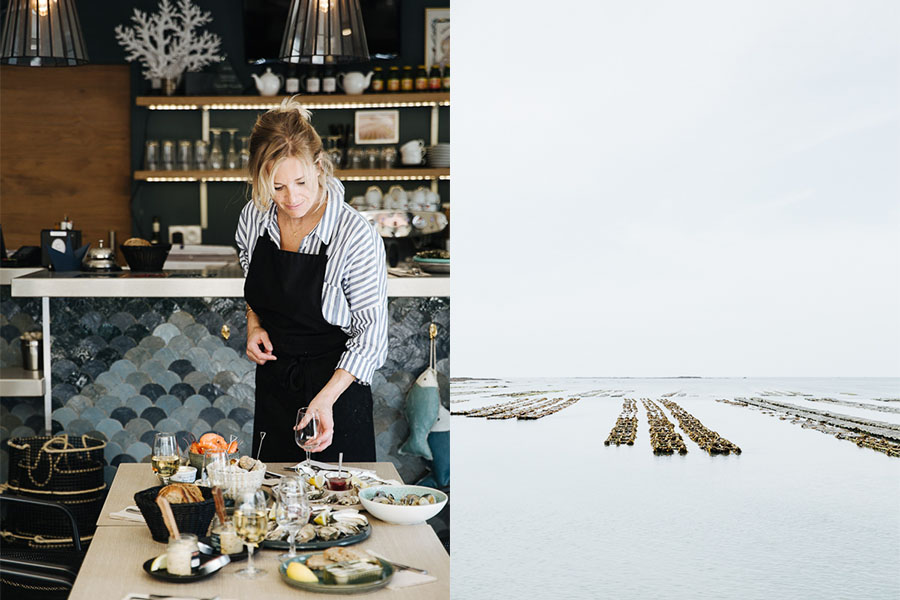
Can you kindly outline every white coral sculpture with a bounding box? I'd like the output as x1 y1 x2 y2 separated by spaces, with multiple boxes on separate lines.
114 0 223 81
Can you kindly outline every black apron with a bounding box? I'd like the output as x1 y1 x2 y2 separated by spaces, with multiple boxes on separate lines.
244 229 375 463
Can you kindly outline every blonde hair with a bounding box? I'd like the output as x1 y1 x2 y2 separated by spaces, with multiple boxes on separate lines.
247 96 334 212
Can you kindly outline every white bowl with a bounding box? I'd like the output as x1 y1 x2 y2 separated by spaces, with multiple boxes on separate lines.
358 485 447 525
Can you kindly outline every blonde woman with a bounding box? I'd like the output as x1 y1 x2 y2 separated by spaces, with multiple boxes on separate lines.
235 98 387 462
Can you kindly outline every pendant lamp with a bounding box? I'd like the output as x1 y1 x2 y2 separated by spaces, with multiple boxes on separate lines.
0 0 88 66
280 0 369 64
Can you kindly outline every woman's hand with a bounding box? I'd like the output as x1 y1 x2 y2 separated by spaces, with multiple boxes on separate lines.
295 369 356 453
246 323 277 364
299 392 336 453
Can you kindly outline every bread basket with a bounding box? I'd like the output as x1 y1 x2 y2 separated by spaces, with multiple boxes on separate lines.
133 485 216 542
206 461 267 498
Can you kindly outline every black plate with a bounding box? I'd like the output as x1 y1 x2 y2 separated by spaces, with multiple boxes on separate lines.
261 524 371 551
142 554 227 582
199 536 248 562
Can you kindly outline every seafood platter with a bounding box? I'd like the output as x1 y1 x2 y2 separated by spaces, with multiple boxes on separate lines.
359 485 447 525
262 507 371 551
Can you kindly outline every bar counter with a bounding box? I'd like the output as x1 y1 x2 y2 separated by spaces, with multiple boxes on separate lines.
9 266 450 298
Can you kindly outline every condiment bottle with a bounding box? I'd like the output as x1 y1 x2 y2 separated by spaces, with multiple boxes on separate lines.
428 64 442 90
400 66 414 92
415 65 428 91
387 66 400 92
442 64 450 91
371 67 384 92
322 68 336 94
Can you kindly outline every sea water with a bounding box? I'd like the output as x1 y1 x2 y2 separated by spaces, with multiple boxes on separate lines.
451 378 900 599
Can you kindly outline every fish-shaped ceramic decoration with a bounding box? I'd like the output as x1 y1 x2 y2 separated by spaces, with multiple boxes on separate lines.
399 367 440 460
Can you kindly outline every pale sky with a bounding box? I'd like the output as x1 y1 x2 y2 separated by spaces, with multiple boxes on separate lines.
451 0 900 377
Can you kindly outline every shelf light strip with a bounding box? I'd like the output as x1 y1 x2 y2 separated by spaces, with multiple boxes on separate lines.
147 101 447 110
143 175 449 182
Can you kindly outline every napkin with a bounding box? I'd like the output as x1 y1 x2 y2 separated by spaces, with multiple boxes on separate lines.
386 570 438 589
109 506 145 523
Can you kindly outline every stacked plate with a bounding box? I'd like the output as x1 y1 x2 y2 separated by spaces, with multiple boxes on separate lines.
426 143 450 167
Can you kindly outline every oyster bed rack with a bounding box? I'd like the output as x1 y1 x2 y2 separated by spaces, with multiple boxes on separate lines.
604 399 638 446
724 397 900 458
642 399 688 455
451 397 580 420
661 399 741 455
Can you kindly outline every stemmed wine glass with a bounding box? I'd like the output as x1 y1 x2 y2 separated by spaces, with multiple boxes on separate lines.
295 408 318 470
233 489 268 579
274 476 310 561
151 432 179 484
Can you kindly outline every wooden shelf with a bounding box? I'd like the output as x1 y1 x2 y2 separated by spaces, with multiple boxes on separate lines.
133 168 450 182
136 92 449 109
0 367 45 397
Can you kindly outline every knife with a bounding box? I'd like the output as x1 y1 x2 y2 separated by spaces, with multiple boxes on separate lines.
196 554 230 575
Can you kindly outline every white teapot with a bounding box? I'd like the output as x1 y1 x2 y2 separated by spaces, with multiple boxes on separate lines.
400 139 426 165
337 71 373 95
252 67 283 96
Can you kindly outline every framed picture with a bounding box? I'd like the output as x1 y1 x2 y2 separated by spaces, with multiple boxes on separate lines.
425 8 450 70
354 110 400 145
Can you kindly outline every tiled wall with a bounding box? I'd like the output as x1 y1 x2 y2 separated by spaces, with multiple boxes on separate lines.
1 294 448 485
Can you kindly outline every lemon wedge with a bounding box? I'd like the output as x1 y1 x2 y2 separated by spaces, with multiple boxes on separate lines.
150 553 167 572
308 474 326 489
313 509 331 526
286 561 318 583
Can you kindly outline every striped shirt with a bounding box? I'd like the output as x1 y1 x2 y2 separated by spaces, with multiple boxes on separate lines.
235 177 388 384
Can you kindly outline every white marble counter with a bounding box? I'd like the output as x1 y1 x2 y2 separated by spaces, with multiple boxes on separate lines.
8 267 449 298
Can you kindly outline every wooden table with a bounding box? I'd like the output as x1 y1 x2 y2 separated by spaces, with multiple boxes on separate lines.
69 463 449 599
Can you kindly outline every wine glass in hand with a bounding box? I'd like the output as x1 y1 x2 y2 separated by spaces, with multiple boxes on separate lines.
295 408 318 469
233 489 268 579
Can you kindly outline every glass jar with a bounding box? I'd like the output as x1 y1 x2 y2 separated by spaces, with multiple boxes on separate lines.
400 66 414 92
415 65 428 91
167 533 198 576
387 66 400 92
177 140 192 170
371 67 384 92
144 140 159 171
161 140 175 171
211 514 244 555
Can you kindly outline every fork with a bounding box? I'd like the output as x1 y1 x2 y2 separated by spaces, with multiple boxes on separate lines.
366 550 428 575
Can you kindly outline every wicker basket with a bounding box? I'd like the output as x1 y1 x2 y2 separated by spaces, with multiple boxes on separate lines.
206 462 267 498
4 435 107 544
134 485 217 543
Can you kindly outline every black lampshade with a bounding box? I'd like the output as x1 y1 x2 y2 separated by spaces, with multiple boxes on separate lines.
0 0 88 66
280 0 369 64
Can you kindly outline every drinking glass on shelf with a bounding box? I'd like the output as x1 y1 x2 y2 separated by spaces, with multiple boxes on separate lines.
194 139 209 170
295 408 318 470
225 128 239 170
365 147 381 169
177 140 192 170
274 476 310 561
151 432 179 484
144 140 159 171
381 146 397 169
233 489 269 579
208 128 224 169
239 135 250 170
161 140 175 171
348 147 364 170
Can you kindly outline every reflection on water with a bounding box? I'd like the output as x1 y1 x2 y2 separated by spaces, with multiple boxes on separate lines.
451 378 900 600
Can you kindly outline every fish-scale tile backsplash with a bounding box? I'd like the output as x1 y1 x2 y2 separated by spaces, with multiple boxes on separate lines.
1 294 448 485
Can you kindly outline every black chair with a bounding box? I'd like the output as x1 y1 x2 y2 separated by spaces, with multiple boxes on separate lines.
0 494 85 598
0 563 74 600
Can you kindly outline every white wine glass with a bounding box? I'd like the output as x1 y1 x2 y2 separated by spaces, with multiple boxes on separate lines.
295 408 318 470
233 489 268 579
274 477 310 560
151 432 179 484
